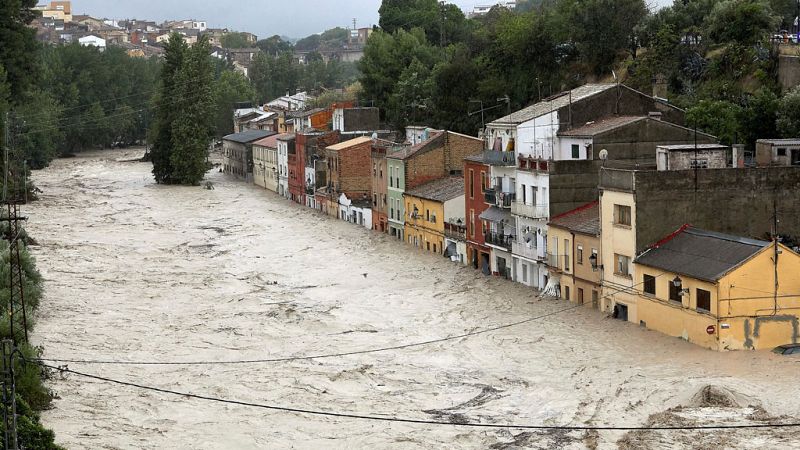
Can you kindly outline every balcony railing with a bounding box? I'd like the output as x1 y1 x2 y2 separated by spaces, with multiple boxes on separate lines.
484 232 513 250
444 222 466 241
511 202 549 219
511 241 539 260
481 150 517 166
546 253 561 271
483 188 496 205
497 191 515 208
517 156 551 172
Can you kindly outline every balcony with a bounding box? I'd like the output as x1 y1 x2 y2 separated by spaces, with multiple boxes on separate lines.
511 202 549 219
484 232 513 251
484 187 515 208
480 150 517 167
512 241 539 261
496 191 515 208
444 222 466 241
517 156 551 172
546 253 562 271
483 188 496 205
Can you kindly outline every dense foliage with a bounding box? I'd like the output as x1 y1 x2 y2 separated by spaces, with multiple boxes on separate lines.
150 34 215 185
362 0 798 150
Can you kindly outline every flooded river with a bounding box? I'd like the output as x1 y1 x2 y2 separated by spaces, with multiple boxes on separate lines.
24 150 800 449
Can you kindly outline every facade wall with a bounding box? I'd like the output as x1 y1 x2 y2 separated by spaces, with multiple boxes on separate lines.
406 148 445 190
371 152 388 232
633 167 800 253
252 145 279 192
661 149 728 170
404 194 446 255
222 141 248 179
386 158 406 239
515 112 559 159
465 160 491 272
287 134 304 203
443 132 484 173
328 139 373 201
600 189 639 322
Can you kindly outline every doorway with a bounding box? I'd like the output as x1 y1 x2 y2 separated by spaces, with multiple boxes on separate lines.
613 303 629 321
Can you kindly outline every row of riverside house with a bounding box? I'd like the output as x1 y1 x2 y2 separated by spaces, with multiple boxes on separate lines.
229 83 800 352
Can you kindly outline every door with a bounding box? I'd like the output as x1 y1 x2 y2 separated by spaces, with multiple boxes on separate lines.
613 303 628 321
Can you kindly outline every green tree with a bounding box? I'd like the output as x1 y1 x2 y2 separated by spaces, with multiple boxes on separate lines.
706 0 778 46
0 0 38 100
220 32 251 49
739 88 779 149
256 35 293 56
378 0 469 45
150 34 187 183
169 35 215 185
213 70 255 137
777 85 800 137
686 99 743 144
568 0 648 74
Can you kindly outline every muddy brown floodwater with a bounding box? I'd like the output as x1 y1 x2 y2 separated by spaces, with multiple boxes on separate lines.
23 150 800 449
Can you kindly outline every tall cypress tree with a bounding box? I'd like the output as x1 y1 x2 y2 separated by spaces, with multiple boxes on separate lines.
150 34 187 184
169 35 214 185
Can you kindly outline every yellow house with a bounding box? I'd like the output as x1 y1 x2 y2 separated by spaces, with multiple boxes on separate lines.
252 134 280 192
404 177 465 256
547 202 602 307
633 226 800 351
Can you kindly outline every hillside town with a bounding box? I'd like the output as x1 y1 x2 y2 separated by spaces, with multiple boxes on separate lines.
224 83 800 352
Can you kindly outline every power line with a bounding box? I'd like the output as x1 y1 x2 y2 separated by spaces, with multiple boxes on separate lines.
36 362 800 432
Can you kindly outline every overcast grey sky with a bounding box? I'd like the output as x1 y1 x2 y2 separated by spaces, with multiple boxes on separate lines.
72 0 673 39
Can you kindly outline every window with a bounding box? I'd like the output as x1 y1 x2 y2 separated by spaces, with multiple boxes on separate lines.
564 286 570 300
426 209 430 221
615 254 630 276
521 184 527 204
396 176 400 188
522 264 528 282
669 281 682 303
379 167 383 178
592 290 599 306
690 159 708 169
532 186 537 206
470 210 475 238
389 167 394 187
571 144 580 159
426 242 431 251
777 148 787 156
564 239 570 270
577 245 583 265
373 194 377 207
480 171 487 192
614 204 631 226
643 274 656 295
433 244 437 253
469 169 475 198
697 289 711 312
373 163 376 176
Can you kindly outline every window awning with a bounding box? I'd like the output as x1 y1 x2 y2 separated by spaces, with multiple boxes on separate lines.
479 206 511 223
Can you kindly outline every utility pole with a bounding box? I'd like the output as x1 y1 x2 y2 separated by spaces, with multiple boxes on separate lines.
439 1 446 47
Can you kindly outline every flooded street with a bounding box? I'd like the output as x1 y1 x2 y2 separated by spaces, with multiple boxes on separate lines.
24 150 800 449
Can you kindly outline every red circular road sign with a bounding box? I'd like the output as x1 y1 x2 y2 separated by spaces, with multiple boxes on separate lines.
706 325 716 335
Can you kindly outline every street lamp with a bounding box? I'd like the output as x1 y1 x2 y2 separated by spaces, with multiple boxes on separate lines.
672 276 690 296
589 252 602 271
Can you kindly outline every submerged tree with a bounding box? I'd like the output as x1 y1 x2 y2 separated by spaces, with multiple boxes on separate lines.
150 34 187 184
169 35 215 185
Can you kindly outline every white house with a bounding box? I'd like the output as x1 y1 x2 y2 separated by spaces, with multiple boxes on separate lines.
276 134 294 199
78 35 106 50
338 193 372 230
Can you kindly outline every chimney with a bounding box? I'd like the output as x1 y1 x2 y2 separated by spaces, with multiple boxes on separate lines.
648 111 663 121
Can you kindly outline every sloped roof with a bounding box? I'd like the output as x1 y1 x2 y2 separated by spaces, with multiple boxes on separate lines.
558 116 645 137
222 129 275 144
548 202 599 236
405 177 464 202
757 139 800 146
326 136 372 151
276 133 296 141
488 84 616 126
252 134 280 148
634 226 770 282
387 131 445 160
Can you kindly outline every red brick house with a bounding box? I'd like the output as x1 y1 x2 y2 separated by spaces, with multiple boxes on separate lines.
464 154 492 274
322 136 374 219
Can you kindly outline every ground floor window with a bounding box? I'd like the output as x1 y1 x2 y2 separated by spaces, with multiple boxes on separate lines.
696 288 711 312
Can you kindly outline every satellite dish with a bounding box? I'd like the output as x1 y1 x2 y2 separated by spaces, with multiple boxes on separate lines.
599 149 609 161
